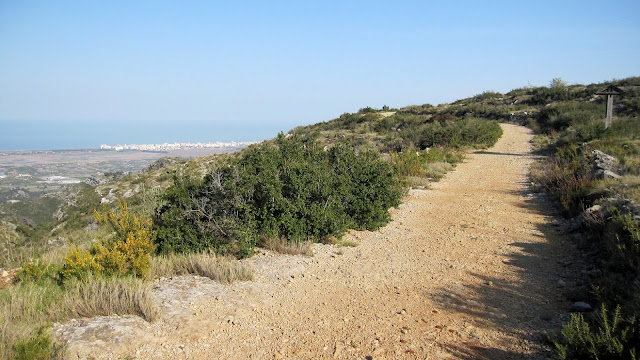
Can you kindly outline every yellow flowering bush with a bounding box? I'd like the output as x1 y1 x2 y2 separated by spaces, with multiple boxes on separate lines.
61 202 155 280
93 202 155 279
60 245 100 280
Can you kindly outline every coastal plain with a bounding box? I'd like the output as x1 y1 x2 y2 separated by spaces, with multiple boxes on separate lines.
0 147 245 192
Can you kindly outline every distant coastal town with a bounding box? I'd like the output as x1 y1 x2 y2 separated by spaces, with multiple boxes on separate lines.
100 141 256 152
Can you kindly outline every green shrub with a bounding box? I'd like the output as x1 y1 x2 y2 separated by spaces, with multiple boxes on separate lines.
536 101 604 134
423 147 464 165
16 261 59 284
530 144 594 216
154 134 403 257
390 146 464 182
609 213 640 273
374 115 397 133
473 90 503 101
555 305 639 360
12 329 59 360
398 104 435 115
153 163 257 257
525 85 580 105
418 118 502 149
390 149 425 177
460 118 503 148
331 145 403 230
607 117 640 140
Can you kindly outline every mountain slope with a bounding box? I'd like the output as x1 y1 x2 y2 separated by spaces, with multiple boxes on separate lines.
56 124 570 359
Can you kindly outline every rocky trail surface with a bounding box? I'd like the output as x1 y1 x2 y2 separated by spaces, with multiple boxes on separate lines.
55 124 575 359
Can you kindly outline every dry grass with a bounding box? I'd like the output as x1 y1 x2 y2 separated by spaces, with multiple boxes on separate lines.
589 175 640 203
0 282 63 360
425 162 453 181
59 276 159 322
338 240 358 248
259 237 313 256
320 235 339 245
149 253 254 284
406 175 430 189
1 275 160 359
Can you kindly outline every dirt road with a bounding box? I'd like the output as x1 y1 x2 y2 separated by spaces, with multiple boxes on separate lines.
56 124 570 359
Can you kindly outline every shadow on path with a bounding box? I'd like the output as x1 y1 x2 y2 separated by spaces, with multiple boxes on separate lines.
472 150 528 157
432 188 571 359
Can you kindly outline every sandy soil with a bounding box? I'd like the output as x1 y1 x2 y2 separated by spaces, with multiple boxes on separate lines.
55 124 571 359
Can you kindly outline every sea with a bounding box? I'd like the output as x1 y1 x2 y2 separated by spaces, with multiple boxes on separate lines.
0 119 279 151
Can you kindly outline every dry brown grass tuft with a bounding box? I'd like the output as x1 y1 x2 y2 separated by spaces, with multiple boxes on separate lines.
0 284 59 359
338 240 358 248
425 162 453 181
259 237 313 256
1 270 160 359
149 253 254 284
59 276 159 322
406 176 430 189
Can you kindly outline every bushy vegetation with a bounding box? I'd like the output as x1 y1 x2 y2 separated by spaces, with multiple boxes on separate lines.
555 305 639 360
92 202 155 278
527 77 640 359
292 106 502 155
390 147 464 183
0 273 158 360
59 202 155 280
153 134 404 258
0 204 159 359
531 144 595 216
0 200 256 359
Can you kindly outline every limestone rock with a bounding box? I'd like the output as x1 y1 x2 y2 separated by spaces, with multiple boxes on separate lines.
84 176 102 186
571 302 593 312
0 268 19 289
594 169 621 179
591 150 620 179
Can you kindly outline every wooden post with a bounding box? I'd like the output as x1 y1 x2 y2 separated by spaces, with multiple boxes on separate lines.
606 94 613 128
596 85 624 129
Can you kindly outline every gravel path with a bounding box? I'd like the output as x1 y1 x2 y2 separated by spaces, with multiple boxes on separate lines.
55 124 571 359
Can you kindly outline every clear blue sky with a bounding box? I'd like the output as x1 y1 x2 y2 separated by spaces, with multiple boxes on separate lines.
1 0 639 147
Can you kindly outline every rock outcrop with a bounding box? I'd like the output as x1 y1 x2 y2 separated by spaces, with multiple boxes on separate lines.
591 150 621 179
0 268 19 289
84 176 103 186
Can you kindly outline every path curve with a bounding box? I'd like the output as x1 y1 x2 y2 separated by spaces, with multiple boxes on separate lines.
56 124 570 359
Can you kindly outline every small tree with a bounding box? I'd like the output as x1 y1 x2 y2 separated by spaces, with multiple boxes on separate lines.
550 77 568 88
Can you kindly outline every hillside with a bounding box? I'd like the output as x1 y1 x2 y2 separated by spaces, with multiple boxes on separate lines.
1 76 639 359
290 77 639 151
55 124 563 359
5 76 638 266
